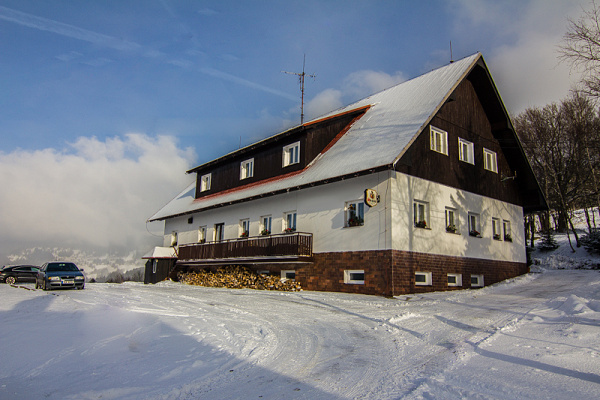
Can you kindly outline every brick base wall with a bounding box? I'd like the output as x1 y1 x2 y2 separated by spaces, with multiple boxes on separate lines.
298 250 528 296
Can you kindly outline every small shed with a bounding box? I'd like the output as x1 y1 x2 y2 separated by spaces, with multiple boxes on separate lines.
143 247 177 284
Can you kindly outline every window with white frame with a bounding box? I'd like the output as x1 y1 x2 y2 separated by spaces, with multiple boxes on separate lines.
281 270 296 281
458 138 474 164
468 212 481 237
415 271 432 286
260 215 272 235
198 226 207 243
344 270 365 284
430 126 448 155
345 201 364 227
503 220 512 241
239 219 250 238
447 273 462 287
471 274 484 288
200 173 211 192
240 158 254 180
283 141 300 167
283 211 297 232
483 148 498 173
413 200 429 228
492 217 501 240
445 207 459 233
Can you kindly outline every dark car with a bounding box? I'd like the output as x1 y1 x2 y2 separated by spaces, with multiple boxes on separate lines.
36 262 85 290
0 265 39 284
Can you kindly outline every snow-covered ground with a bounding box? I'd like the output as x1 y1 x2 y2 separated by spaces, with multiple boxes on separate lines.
1 235 599 399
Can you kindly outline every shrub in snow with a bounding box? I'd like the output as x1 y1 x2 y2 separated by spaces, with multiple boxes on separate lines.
538 229 559 252
580 229 600 255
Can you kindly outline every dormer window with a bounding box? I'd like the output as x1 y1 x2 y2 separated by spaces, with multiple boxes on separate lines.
240 158 254 180
200 173 211 192
283 141 300 167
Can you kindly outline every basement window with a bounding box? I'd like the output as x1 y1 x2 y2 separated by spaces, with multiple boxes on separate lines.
344 270 365 284
281 270 296 281
430 126 448 155
447 273 462 287
415 271 432 286
200 173 211 192
283 141 300 167
471 274 484 288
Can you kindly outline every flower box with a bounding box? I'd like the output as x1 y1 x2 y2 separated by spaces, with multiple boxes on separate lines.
415 220 427 229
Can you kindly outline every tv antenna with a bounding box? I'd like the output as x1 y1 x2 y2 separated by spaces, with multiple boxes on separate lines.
282 54 316 124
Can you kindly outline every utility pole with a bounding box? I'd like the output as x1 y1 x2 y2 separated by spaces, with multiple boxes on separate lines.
282 54 316 124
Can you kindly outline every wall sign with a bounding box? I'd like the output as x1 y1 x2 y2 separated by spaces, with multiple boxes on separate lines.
364 189 379 207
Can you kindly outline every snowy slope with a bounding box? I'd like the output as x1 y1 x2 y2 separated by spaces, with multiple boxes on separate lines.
1 266 599 399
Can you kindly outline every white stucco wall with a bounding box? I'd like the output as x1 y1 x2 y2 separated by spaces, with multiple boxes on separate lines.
163 172 391 253
390 172 526 263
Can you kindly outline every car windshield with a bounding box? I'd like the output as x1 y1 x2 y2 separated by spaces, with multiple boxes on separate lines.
46 263 79 272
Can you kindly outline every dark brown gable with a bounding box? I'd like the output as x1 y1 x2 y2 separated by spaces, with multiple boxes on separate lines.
192 107 369 199
396 77 523 206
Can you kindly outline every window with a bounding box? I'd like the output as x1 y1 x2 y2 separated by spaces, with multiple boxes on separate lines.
503 220 512 242
483 148 498 173
187 217 193 224
152 259 157 274
283 211 297 232
260 215 272 235
413 200 429 228
239 219 250 238
492 218 501 240
240 158 254 180
430 126 448 155
214 223 224 242
471 274 484 288
468 212 481 237
344 270 365 284
447 273 462 287
170 231 178 246
281 270 296 281
345 201 364 227
415 271 432 286
458 138 474 164
283 141 300 167
445 207 459 233
200 173 211 192
198 226 206 243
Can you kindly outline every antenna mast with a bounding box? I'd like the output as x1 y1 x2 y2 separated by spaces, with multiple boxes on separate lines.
282 54 316 124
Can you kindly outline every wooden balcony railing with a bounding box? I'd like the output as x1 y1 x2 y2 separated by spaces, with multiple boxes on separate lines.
177 232 313 264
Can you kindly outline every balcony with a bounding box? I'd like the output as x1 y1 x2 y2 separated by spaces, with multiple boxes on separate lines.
177 232 313 266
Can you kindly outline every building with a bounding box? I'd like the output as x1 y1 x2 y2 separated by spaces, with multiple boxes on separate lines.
146 53 546 296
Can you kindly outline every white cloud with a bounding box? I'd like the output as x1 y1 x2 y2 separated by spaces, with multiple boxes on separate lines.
304 89 343 120
0 134 195 253
452 0 588 114
342 70 407 99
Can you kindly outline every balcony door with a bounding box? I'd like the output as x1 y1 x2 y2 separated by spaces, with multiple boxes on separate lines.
214 223 224 242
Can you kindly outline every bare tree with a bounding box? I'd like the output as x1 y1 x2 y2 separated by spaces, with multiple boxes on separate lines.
560 1 600 97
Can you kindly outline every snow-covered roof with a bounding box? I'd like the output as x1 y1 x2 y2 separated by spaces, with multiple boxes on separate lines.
149 53 482 221
142 246 177 259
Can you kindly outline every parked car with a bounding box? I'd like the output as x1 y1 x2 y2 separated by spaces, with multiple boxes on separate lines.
36 262 85 290
0 265 39 284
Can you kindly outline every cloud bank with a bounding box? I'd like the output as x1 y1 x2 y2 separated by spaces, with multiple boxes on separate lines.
0 134 195 254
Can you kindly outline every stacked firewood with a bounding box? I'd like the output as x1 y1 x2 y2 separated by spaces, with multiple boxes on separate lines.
178 266 302 291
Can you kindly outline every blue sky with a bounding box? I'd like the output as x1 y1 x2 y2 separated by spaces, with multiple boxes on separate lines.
0 0 590 257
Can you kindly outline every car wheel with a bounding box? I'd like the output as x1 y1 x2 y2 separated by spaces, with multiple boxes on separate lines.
6 276 16 285
42 280 48 291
